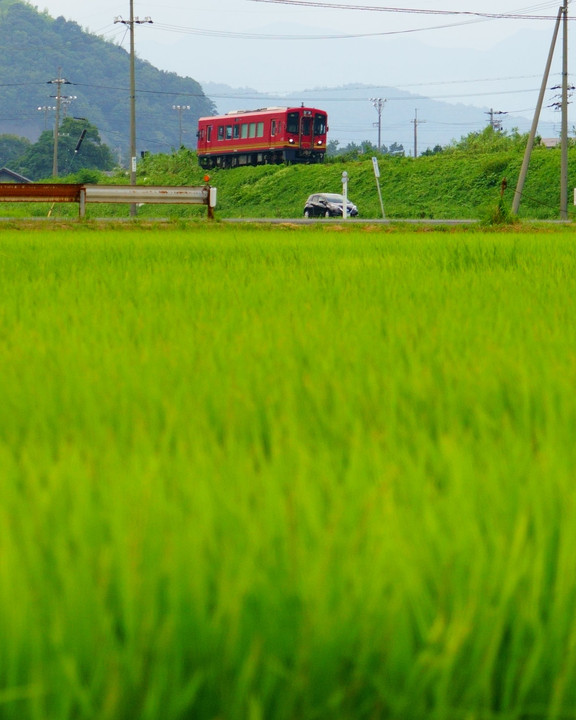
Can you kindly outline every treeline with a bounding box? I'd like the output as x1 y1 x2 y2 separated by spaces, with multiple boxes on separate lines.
326 139 406 160
327 126 539 160
0 0 214 155
0 118 115 180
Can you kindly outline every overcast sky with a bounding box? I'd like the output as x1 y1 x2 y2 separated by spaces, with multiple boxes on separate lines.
32 1 571 127
34 1 567 44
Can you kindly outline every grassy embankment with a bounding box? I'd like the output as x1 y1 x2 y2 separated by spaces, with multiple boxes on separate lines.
1 223 576 719
2 144 576 220
134 146 576 220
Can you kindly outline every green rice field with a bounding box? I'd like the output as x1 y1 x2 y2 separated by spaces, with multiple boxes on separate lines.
1 222 576 720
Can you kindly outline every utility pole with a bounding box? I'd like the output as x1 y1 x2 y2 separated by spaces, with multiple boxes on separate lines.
61 95 78 118
47 70 72 177
512 6 563 215
485 108 507 131
37 105 56 130
115 2 152 216
172 105 191 147
370 97 386 151
412 109 425 158
560 0 568 219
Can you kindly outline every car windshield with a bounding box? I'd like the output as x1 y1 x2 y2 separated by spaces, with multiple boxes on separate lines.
321 194 345 203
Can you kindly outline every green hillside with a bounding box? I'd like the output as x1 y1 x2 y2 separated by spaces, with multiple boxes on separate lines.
133 140 576 221
0 0 214 156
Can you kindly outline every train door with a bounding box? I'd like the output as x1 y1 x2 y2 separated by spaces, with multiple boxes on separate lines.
300 112 312 150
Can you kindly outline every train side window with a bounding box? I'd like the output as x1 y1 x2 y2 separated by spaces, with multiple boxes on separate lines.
256 122 264 137
226 125 233 140
207 126 212 141
241 124 248 139
249 123 257 138
233 125 240 139
271 120 276 136
217 126 224 141
287 112 299 134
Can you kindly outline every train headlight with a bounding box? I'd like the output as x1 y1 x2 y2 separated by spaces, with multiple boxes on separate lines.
288 138 295 144
317 140 322 145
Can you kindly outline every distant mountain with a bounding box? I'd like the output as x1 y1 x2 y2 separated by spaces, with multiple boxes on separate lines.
201 81 559 154
0 0 214 160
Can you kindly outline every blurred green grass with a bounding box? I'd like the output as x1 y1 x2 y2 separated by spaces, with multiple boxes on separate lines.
1 224 576 720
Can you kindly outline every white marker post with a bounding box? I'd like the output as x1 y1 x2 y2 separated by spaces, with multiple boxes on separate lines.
341 171 349 220
372 156 386 219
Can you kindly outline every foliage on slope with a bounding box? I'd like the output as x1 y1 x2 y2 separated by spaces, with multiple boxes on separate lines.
135 137 576 220
0 0 214 153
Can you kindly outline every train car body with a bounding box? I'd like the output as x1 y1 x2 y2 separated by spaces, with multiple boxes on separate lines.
196 106 328 169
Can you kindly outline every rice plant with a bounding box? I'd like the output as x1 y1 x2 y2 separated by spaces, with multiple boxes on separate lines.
1 224 575 720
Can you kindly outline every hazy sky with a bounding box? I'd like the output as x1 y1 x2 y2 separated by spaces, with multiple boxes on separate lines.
31 1 570 127
35 1 563 46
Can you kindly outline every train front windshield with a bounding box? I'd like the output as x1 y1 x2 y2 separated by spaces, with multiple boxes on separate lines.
287 111 327 136
287 112 299 134
314 113 327 135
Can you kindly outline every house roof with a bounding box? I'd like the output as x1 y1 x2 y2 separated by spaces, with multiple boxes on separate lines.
0 167 32 183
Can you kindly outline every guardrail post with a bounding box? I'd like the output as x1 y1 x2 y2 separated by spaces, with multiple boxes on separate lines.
79 187 86 218
208 186 217 220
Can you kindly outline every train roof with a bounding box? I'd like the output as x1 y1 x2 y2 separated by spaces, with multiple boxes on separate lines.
198 107 326 122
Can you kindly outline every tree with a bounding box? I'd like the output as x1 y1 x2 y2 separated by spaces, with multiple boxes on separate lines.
421 144 444 156
326 139 340 156
446 126 526 154
13 118 115 179
388 142 404 157
0 134 31 167
326 139 405 161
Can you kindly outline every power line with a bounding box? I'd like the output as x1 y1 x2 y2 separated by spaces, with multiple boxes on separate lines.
70 79 566 102
150 19 482 40
0 82 47 87
249 0 569 21
148 12 566 42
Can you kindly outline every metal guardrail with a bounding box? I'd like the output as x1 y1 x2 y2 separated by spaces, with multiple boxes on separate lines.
0 183 82 203
0 183 217 219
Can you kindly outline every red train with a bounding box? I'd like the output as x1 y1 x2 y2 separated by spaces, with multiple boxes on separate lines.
196 106 328 169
